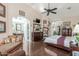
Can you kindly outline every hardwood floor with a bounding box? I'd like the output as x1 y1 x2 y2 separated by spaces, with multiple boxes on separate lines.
29 41 71 56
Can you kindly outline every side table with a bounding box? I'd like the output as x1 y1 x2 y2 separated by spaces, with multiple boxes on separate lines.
71 47 79 56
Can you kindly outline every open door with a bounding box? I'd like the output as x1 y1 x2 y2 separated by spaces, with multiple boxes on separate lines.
12 16 31 55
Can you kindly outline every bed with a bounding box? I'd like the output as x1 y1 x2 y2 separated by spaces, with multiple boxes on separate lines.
44 35 77 52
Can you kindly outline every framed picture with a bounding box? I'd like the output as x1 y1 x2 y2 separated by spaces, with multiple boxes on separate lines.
16 24 22 31
0 21 6 33
63 21 71 27
0 3 6 17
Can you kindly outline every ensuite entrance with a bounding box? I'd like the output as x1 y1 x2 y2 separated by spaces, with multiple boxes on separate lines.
12 16 31 55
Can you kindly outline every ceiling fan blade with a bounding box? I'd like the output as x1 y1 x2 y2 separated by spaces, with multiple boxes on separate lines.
51 12 56 14
51 8 57 10
41 12 47 14
44 8 47 10
47 12 49 16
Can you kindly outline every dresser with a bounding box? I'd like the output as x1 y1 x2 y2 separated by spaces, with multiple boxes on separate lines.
32 32 43 41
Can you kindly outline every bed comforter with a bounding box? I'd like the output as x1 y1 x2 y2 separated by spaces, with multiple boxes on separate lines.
44 35 77 48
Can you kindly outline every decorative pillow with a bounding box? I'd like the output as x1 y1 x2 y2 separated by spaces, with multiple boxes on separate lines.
16 37 20 42
0 40 5 46
8 35 16 42
11 37 16 42
4 38 10 44
16 36 23 42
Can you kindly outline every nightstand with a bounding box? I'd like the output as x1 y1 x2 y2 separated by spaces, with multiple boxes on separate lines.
72 47 79 56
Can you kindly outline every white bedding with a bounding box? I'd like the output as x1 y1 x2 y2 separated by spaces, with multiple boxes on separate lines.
44 35 77 47
44 35 61 44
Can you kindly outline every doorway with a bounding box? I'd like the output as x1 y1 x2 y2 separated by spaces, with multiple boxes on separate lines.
12 16 31 55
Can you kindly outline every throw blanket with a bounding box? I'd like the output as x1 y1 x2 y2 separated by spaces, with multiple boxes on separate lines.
57 36 65 46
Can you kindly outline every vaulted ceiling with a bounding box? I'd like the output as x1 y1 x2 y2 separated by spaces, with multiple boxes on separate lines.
29 3 79 20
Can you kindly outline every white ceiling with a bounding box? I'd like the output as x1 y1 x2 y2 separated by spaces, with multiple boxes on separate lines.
29 3 79 20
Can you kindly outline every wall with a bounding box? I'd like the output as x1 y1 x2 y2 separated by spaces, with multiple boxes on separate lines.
0 3 8 39
61 16 79 29
0 3 49 39
50 16 79 36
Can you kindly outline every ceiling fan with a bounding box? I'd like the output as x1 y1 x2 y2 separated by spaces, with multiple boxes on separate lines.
42 3 57 16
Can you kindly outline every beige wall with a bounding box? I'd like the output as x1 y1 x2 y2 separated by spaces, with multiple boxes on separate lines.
0 3 8 39
0 3 49 39
61 16 79 29
2 3 79 38
49 16 79 36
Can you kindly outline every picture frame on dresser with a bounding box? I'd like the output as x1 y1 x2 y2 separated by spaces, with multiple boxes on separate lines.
0 3 6 17
0 21 6 33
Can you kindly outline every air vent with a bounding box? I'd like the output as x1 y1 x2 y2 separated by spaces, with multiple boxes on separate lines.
19 10 25 16
67 7 71 10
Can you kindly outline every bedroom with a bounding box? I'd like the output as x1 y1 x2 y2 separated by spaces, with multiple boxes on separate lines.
30 3 79 56
0 3 79 56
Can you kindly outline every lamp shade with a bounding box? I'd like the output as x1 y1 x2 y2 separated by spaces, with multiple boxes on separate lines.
73 24 79 34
